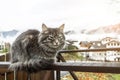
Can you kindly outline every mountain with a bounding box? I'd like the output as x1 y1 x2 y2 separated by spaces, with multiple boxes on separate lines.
86 23 120 34
0 30 18 38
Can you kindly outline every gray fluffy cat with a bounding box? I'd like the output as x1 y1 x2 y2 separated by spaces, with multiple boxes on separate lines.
9 24 65 73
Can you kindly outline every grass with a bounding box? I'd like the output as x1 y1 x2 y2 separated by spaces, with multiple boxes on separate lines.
0 48 8 53
61 72 120 80
111 74 120 80
61 53 84 61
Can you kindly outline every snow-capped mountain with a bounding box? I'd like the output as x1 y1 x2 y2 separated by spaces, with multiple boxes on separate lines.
0 30 18 38
1 23 120 44
0 30 19 44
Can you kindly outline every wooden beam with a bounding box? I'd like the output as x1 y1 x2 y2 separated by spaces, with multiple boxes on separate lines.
57 47 120 54
0 62 10 73
1 62 120 74
46 62 120 74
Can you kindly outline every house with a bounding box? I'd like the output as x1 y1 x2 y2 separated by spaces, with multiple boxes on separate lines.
89 41 106 61
79 37 120 62
79 41 92 49
101 37 117 44
105 40 120 48
79 41 92 60
105 40 120 61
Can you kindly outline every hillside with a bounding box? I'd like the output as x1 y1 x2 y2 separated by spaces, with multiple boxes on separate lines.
0 30 18 38
86 23 120 34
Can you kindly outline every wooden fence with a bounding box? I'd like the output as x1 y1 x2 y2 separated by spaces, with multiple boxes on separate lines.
0 48 120 80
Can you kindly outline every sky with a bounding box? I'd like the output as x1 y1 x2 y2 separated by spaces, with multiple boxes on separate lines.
0 0 120 31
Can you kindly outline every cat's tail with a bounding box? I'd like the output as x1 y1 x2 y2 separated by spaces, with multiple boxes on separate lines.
8 59 54 73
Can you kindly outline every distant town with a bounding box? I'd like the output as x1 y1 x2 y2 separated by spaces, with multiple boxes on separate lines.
0 30 120 62
79 37 120 62
1 36 120 62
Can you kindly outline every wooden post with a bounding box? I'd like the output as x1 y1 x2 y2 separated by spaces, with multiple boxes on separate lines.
14 70 18 80
56 54 61 80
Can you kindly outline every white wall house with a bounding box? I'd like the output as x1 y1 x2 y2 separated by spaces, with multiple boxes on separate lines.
79 37 120 62
105 40 120 48
89 41 106 61
105 40 120 61
101 37 117 44
79 41 92 59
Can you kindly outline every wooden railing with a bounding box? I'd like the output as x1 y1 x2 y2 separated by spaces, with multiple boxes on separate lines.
0 48 120 80
54 47 120 80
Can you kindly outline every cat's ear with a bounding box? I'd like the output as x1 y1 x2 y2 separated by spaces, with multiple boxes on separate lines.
42 23 48 32
59 24 65 32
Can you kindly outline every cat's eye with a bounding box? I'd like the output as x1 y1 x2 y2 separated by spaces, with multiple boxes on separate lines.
58 35 63 39
48 35 54 40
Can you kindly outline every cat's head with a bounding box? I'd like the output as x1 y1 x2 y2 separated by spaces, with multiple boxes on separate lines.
38 24 65 52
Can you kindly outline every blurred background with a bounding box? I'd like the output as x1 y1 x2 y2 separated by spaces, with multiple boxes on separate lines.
0 0 120 80
0 0 120 44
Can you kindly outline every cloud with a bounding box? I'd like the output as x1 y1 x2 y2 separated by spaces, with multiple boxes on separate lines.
0 0 120 31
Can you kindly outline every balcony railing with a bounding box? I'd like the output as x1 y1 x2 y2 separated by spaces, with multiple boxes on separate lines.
0 47 120 80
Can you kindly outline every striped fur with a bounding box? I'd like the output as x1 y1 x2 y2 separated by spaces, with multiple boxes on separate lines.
9 24 65 73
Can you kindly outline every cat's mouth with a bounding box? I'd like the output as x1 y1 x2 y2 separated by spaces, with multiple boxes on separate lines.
51 45 59 49
46 44 58 49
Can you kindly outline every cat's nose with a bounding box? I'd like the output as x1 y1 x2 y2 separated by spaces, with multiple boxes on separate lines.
53 40 59 46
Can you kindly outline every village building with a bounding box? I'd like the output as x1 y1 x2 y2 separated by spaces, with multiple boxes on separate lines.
105 40 120 61
101 37 117 44
79 37 120 62
79 41 92 49
89 41 106 61
79 41 92 60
